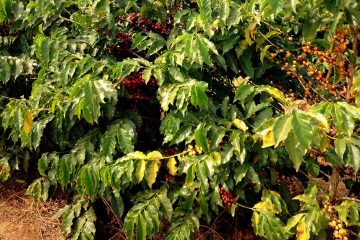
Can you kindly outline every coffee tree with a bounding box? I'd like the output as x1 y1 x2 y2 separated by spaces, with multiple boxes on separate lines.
0 0 359 239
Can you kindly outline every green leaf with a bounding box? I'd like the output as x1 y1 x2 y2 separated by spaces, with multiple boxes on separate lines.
252 211 288 240
247 166 261 192
234 84 255 105
219 0 230 23
197 0 212 22
230 130 246 164
57 155 73 188
345 144 360 171
136 214 147 240
0 58 11 83
117 120 136 154
302 17 321 40
131 34 148 49
285 131 306 171
234 163 249 183
124 210 136 239
79 165 99 197
196 35 211 66
195 123 209 153
285 213 305 232
197 161 209 191
291 0 298 13
260 45 272 63
335 200 360 226
273 115 292 147
239 48 254 78
334 139 347 159
101 119 136 158
190 82 208 109
112 59 141 79
291 110 314 149
260 0 285 19
158 194 173 220
70 77 117 124
210 126 226 150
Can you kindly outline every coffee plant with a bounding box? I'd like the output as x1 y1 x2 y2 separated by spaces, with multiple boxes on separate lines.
0 0 359 239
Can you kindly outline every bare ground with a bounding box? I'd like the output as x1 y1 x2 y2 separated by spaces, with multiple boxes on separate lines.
0 185 66 240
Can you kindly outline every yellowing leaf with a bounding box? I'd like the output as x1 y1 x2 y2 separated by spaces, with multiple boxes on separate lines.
233 119 248 131
145 161 160 188
128 151 147 159
135 159 146 183
23 110 33 136
260 86 289 105
167 157 177 176
147 151 163 160
262 130 275 148
319 133 330 152
296 217 310 240
212 151 222 165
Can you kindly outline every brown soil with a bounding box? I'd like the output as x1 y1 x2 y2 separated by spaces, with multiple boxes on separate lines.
0 185 66 240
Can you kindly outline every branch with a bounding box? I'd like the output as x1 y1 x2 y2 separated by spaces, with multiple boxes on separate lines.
347 25 358 101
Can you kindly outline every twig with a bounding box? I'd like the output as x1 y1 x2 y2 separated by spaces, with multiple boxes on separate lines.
196 225 225 240
234 202 254 211
347 25 358 101
338 197 360 203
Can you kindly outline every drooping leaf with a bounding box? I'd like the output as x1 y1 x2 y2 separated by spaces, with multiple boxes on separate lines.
145 161 160 188
291 110 314 149
273 115 292 147
23 110 33 136
285 131 306 171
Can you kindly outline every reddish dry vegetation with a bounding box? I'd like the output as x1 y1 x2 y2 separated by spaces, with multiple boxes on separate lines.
0 185 65 240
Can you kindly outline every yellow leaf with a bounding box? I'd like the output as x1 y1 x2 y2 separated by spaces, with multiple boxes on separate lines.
23 111 33 136
262 130 275 147
296 217 310 240
319 132 330 152
212 151 222 165
128 151 147 159
147 151 163 160
167 157 177 176
145 161 160 188
252 212 260 226
233 119 248 131
136 159 146 183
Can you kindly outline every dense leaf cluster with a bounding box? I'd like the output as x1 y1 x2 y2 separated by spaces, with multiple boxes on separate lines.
0 0 359 239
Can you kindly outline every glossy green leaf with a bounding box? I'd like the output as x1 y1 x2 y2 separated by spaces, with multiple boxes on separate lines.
273 115 292 147
195 123 209 153
291 110 314 149
285 131 306 171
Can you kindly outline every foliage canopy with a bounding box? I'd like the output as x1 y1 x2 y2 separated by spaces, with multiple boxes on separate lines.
0 0 359 239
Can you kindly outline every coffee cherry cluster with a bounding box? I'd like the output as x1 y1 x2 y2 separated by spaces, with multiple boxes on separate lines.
164 174 176 181
220 187 236 208
0 23 10 36
308 149 330 166
328 218 349 240
108 32 133 59
187 144 203 155
270 27 354 103
115 72 158 98
277 175 304 196
126 12 171 36
164 147 177 156
323 202 336 218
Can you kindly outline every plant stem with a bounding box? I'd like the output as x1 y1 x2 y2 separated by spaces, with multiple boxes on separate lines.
347 25 358 102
